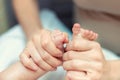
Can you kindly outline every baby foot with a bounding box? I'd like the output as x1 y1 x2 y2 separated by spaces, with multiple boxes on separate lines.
66 23 98 51
72 23 98 41
51 30 68 52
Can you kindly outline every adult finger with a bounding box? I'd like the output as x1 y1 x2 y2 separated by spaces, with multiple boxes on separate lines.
32 33 63 57
39 50 62 68
41 40 63 57
26 41 55 71
63 50 101 62
65 71 89 80
30 40 62 68
29 47 55 71
20 50 39 71
63 59 102 72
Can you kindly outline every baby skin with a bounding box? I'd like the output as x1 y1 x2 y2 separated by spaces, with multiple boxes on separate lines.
63 23 106 80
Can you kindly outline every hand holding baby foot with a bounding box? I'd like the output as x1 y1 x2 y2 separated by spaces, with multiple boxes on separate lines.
63 23 106 80
20 29 68 71
66 23 98 51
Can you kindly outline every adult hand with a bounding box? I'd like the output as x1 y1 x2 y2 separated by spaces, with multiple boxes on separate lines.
63 23 106 80
20 29 68 71
63 43 105 80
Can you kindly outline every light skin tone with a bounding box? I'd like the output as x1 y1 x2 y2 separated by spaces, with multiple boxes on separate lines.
12 0 42 40
1 23 120 80
0 29 68 80
64 24 120 80
0 23 101 80
20 23 105 80
13 0 68 72
63 24 104 80
12 0 120 79
20 29 68 71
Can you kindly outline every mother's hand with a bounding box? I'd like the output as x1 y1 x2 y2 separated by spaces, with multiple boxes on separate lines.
20 29 68 71
63 43 105 80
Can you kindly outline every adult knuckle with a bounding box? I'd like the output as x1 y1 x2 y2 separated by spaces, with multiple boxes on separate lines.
41 40 49 48
92 54 101 62
19 52 26 60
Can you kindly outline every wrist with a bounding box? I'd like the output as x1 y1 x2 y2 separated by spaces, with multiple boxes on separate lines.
101 60 120 80
101 60 111 80
27 27 43 40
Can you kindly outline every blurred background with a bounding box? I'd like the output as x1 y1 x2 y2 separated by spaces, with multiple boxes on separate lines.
0 0 9 34
0 0 73 35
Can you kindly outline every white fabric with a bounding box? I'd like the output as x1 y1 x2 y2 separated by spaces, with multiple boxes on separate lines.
0 9 119 80
0 26 25 71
